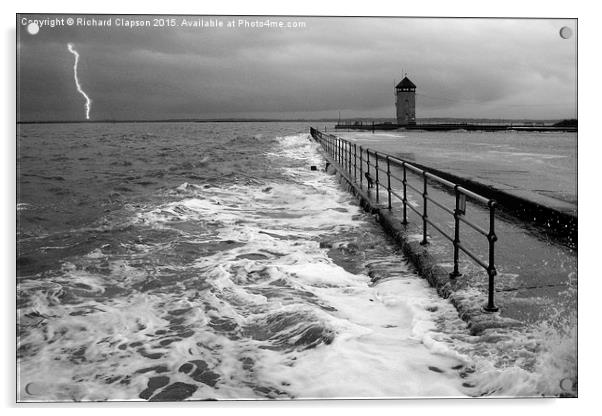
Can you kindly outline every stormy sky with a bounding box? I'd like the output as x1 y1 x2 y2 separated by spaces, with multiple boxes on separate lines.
17 15 577 121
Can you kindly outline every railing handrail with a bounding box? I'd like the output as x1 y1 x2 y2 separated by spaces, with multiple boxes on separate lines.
310 127 495 211
309 127 499 312
310 128 491 205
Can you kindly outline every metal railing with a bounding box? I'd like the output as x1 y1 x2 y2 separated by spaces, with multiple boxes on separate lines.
310 127 499 312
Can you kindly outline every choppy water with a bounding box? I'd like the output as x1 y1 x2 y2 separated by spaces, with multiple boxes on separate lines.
17 122 576 401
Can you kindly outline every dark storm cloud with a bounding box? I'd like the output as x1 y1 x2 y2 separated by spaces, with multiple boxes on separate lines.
17 15 576 121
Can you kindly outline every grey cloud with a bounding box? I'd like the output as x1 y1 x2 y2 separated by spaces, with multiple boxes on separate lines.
17 16 576 121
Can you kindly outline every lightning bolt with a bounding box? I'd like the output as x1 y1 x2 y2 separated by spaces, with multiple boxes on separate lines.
67 43 92 120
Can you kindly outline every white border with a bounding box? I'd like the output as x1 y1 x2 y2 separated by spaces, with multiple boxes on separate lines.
4 1 597 415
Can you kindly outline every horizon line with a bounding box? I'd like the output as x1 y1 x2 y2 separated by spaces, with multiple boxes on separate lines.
17 116 576 125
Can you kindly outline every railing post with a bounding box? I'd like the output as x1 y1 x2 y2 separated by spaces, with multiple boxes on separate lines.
354 144 357 183
348 141 352 176
331 136 334 159
331 137 334 160
421 171 428 245
343 140 346 169
359 147 363 188
450 186 462 278
401 162 408 224
366 150 370 192
332 137 335 161
484 200 499 312
375 152 380 203
386 156 392 210
335 138 337 163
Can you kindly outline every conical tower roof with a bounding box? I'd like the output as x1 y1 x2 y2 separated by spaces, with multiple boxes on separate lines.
395 77 416 89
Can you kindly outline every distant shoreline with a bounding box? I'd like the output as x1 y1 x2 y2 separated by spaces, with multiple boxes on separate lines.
16 119 336 125
17 117 573 125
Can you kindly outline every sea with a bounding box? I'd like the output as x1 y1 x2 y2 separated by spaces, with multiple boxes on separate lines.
16 122 576 401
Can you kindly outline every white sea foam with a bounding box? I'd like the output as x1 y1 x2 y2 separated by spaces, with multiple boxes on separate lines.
17 202 32 211
17 132 576 401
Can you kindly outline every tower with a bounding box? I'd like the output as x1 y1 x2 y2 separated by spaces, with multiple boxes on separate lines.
395 76 416 126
